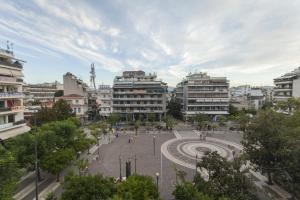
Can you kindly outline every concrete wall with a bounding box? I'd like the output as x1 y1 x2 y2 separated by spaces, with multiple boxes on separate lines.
63 74 87 96
293 78 300 98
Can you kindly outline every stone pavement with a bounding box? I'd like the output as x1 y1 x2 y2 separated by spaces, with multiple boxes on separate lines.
88 130 195 200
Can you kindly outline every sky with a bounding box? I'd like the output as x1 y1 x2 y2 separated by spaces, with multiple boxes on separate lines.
0 0 300 87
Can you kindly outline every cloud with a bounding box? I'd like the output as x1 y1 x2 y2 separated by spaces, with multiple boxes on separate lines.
0 0 300 86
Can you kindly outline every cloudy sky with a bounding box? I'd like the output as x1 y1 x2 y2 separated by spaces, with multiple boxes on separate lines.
0 0 300 87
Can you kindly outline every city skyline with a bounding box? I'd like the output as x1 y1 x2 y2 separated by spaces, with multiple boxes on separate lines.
1 0 300 87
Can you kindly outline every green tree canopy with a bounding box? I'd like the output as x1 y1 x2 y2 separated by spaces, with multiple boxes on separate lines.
167 98 183 120
117 175 159 200
242 109 287 185
0 147 20 200
61 174 116 200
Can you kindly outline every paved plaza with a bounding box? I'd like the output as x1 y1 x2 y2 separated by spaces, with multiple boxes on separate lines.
14 127 290 200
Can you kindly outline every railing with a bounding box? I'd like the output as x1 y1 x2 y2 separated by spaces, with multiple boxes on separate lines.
13 119 26 126
0 106 25 112
0 92 24 98
0 60 23 69
0 120 26 130
0 122 13 130
0 76 17 83
0 107 11 112
11 106 25 111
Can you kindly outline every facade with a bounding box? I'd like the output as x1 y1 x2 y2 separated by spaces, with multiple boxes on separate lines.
23 81 63 105
248 88 265 110
113 70 167 121
56 94 88 117
60 72 89 118
274 67 300 102
176 72 229 120
0 47 30 140
230 86 268 110
63 72 88 96
97 84 112 117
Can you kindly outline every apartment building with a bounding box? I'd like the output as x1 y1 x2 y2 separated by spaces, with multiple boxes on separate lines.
176 72 229 120
113 70 167 121
23 81 63 104
274 67 300 102
57 72 88 118
97 84 112 117
0 47 30 140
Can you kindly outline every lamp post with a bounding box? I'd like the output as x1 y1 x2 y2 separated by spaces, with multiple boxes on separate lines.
119 155 122 181
156 172 160 190
97 136 101 156
33 113 39 200
153 136 156 156
195 154 198 175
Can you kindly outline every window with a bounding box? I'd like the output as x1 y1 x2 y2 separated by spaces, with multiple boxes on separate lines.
78 108 81 113
75 100 79 103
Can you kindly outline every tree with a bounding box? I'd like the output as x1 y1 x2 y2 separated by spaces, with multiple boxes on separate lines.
228 104 239 116
196 152 255 200
167 98 183 120
30 100 75 126
53 99 75 121
75 159 88 176
242 109 287 185
193 113 210 130
173 182 214 200
41 148 74 181
61 174 116 200
108 113 121 127
233 112 251 132
54 90 64 97
134 120 140 136
164 115 177 131
0 147 20 200
117 175 159 200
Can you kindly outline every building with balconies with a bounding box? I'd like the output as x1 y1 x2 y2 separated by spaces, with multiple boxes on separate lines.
176 72 229 120
0 47 30 140
23 81 63 105
113 70 167 121
97 84 113 117
274 67 300 102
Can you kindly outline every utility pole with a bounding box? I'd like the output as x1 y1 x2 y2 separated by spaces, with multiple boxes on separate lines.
134 155 137 174
153 136 156 156
119 155 122 181
34 114 39 200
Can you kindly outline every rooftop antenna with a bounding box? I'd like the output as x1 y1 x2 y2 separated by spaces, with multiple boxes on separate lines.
6 40 10 51
10 42 14 54
90 63 96 90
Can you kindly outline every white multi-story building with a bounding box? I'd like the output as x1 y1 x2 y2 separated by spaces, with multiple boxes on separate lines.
23 81 63 104
176 72 229 120
113 70 167 121
0 47 30 140
97 84 112 117
274 67 300 102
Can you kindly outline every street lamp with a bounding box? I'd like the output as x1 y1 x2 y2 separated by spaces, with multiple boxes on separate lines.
153 136 156 156
156 172 160 190
97 136 101 156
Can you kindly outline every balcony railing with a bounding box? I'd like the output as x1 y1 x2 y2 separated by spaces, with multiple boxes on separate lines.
0 120 26 130
0 122 13 130
0 92 24 98
0 106 25 113
0 60 23 69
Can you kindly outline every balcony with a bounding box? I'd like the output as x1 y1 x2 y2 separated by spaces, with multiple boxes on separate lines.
0 60 23 69
0 120 27 131
0 92 24 99
0 106 25 114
